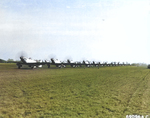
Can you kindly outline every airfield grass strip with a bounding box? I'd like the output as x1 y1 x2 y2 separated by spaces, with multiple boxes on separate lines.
0 64 150 117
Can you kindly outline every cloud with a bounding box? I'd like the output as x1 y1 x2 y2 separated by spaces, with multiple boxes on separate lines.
66 6 70 9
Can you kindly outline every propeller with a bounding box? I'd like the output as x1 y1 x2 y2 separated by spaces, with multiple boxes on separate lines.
64 56 73 63
48 54 56 60
64 56 72 61
81 57 86 63
15 51 28 60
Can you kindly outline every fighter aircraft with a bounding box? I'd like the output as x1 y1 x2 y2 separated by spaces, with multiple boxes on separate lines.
92 61 100 67
83 60 91 67
16 56 49 69
51 58 65 68
59 59 80 68
67 59 78 67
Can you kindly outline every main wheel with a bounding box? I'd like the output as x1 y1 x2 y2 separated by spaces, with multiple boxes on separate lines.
47 64 50 68
18 66 21 69
18 65 22 69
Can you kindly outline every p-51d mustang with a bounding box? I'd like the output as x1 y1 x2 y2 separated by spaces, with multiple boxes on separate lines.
50 58 65 68
16 56 50 69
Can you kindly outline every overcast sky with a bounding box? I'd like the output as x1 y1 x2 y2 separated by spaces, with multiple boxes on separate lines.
0 0 150 63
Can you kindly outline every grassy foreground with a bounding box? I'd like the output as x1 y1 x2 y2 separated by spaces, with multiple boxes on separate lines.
0 64 150 118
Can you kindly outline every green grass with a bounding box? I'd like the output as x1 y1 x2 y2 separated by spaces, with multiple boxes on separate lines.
0 63 150 118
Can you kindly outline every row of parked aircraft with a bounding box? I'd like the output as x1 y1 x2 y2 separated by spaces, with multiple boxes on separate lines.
16 56 130 69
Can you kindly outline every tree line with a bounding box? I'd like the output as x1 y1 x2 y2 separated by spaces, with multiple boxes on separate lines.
0 59 20 63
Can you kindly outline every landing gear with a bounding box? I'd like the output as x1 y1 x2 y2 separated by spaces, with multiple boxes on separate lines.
57 65 62 68
18 65 22 69
31 66 37 69
73 65 76 68
63 65 66 68
86 65 90 68
47 64 50 68
17 63 22 69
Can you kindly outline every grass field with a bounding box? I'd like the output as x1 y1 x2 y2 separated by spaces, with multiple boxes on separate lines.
0 63 150 118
